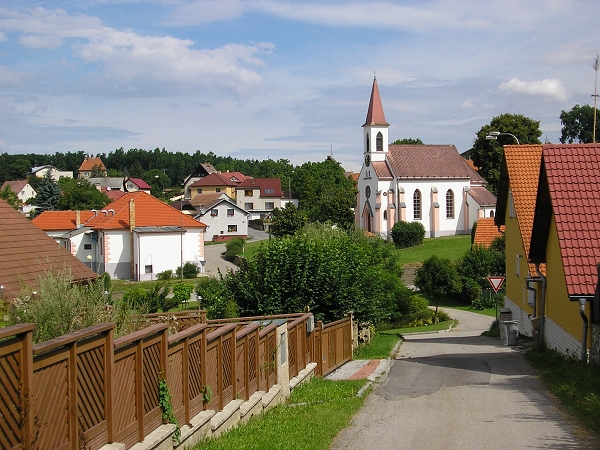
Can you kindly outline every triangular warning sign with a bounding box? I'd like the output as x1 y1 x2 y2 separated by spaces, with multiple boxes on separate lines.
487 276 505 293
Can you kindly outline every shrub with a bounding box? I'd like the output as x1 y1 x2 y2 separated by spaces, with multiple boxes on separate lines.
460 277 481 304
122 287 148 309
122 283 172 313
157 270 173 281
176 262 199 279
391 221 425 248
471 221 477 244
225 238 245 261
196 277 234 319
471 291 497 310
172 282 194 306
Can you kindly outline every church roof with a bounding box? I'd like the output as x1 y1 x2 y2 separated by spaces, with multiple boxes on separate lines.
387 145 483 180
363 78 389 127
468 186 497 207
372 161 393 179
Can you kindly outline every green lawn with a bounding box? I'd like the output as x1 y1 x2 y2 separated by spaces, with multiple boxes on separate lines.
192 377 367 450
396 234 471 265
354 332 401 359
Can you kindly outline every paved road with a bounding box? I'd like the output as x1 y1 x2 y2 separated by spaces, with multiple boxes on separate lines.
331 309 594 450
202 227 270 277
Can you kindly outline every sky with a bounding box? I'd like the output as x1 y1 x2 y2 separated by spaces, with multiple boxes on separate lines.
0 1 599 172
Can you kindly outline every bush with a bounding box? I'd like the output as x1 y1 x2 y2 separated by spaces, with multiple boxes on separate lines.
122 283 172 313
415 255 462 300
460 277 481 304
457 244 505 289
196 277 234 319
157 270 173 281
176 262 199 279
172 282 194 306
225 238 245 261
391 221 425 248
471 291 497 310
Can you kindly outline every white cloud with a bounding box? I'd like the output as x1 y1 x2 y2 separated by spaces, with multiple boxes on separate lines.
19 34 63 49
498 78 567 102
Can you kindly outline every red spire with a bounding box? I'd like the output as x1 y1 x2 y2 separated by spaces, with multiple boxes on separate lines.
363 77 389 127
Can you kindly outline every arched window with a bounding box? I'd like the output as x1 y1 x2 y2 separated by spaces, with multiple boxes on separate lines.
366 133 370 153
383 210 388 220
446 190 454 219
413 190 421 220
490 210 495 218
376 132 383 151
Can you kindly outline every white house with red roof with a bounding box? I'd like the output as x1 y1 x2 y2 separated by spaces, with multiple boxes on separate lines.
125 177 152 193
190 193 250 241
235 178 285 220
33 191 207 281
189 171 248 200
356 78 495 237
1 180 36 204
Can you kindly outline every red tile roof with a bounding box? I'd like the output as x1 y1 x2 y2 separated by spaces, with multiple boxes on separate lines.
473 218 504 247
34 192 206 232
127 178 151 189
530 144 600 296
237 178 283 197
0 199 97 301
363 78 389 127
78 157 106 171
387 145 485 181
102 188 125 201
372 161 393 179
189 192 228 208
468 186 497 207
33 210 96 231
190 172 243 187
1 180 30 194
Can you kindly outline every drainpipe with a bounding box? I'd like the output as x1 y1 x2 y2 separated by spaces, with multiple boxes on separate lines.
534 263 547 344
525 277 539 318
578 298 589 362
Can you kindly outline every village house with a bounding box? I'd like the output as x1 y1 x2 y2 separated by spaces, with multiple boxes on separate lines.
355 78 496 237
1 179 36 205
188 171 248 200
182 162 217 199
124 177 152 193
30 165 73 180
78 156 107 179
235 178 285 220
33 191 207 281
190 193 250 241
473 217 505 248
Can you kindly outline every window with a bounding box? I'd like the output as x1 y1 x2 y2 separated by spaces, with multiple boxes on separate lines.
366 133 370 152
383 210 388 220
244 189 253 197
228 225 238 232
376 132 383 151
245 202 254 210
265 188 274 194
196 188 202 194
227 208 234 216
145 265 153 274
413 190 422 220
446 190 454 219
211 209 218 216
265 202 275 210
84 243 92 250
490 210 495 218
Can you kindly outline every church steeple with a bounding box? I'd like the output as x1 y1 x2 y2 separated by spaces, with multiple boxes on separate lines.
363 77 389 127
362 76 389 161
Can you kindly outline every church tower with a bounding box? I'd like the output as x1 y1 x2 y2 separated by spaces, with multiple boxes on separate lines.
362 77 389 164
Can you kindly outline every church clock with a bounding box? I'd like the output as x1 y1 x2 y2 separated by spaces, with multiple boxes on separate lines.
364 153 371 166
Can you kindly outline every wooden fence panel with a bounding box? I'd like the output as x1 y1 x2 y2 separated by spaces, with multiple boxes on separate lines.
0 324 34 450
315 317 352 377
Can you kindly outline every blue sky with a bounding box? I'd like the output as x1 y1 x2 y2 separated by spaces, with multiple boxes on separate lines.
0 1 599 172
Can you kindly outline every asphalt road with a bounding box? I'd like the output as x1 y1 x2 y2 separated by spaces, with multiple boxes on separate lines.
331 309 595 450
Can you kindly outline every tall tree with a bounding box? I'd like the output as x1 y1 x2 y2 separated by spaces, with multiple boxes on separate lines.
471 113 542 194
33 171 61 214
559 104 599 143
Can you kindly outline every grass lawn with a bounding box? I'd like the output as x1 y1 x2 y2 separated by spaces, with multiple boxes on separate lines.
415 292 500 318
240 239 265 259
354 332 401 359
192 377 367 450
381 320 457 335
526 347 600 434
396 234 471 265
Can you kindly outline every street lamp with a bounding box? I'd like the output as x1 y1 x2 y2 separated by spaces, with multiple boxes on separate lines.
485 131 520 145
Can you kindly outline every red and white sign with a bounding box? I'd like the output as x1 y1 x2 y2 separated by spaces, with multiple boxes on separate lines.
487 276 505 293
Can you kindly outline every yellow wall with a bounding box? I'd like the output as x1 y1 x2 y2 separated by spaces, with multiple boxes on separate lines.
503 191 534 316
193 185 236 198
545 215 592 345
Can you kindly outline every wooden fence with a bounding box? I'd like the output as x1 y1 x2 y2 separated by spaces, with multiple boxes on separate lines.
0 313 351 450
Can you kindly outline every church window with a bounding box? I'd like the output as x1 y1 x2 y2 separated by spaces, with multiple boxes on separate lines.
446 190 454 219
413 190 421 220
376 132 383 151
490 210 495 218
383 210 388 220
366 133 370 153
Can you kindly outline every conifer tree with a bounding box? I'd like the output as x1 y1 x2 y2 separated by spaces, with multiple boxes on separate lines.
33 171 61 215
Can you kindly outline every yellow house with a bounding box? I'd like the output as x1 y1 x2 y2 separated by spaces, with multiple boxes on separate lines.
529 144 598 361
188 172 248 200
495 145 545 339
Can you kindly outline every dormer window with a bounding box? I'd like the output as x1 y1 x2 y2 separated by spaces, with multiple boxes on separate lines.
376 132 383 151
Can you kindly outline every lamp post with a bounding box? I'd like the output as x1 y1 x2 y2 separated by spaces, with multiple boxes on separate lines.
86 252 93 269
485 131 520 145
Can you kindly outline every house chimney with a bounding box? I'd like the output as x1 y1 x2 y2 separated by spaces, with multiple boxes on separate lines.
129 199 135 230
75 210 81 228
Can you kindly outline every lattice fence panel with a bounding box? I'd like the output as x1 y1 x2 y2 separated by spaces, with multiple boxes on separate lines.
0 350 21 449
248 337 257 387
222 339 232 389
235 342 246 400
343 324 352 359
168 351 184 413
204 345 219 410
188 340 203 399
77 346 105 432
113 353 136 438
267 333 276 386
33 360 69 450
142 343 160 415
288 328 297 376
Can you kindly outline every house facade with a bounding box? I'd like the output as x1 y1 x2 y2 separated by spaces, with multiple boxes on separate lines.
78 156 107 179
235 178 285 220
30 165 73 180
1 180 36 205
356 78 495 238
189 172 248 200
33 192 207 281
528 144 599 362
124 177 151 194
192 194 250 241
183 162 217 199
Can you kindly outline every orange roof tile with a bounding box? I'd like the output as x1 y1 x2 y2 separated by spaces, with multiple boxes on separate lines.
33 210 96 231
78 157 106 171
0 199 97 301
530 144 600 296
473 218 504 247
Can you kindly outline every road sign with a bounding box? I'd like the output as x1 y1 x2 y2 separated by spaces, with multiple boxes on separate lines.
487 276 505 293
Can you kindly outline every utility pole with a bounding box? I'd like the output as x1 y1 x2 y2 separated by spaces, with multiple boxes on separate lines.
592 55 599 143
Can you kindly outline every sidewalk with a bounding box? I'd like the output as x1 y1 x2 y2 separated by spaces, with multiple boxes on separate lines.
325 359 393 381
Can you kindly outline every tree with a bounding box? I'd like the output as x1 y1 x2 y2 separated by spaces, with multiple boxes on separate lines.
57 177 110 210
471 114 542 194
414 255 462 320
559 104 599 143
270 203 308 237
90 164 106 178
142 169 171 199
33 171 61 214
0 185 20 209
391 138 424 145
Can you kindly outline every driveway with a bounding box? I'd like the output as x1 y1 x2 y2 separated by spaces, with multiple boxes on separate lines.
331 309 594 450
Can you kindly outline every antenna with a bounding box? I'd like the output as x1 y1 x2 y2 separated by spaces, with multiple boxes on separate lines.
330 145 333 157
593 54 599 143
374 70 376 80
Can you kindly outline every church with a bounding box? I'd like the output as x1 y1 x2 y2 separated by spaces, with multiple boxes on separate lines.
355 78 496 238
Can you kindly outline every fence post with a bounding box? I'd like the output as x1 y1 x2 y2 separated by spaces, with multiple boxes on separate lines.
106 327 115 443
276 323 290 398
